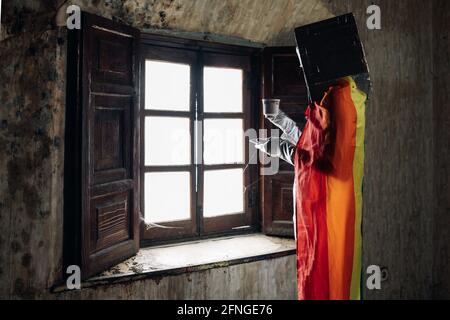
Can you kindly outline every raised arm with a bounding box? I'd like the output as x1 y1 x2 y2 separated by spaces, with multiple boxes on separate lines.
254 110 302 166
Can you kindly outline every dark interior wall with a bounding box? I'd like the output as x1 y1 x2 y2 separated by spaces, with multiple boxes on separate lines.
432 0 450 300
0 0 447 299
0 2 66 298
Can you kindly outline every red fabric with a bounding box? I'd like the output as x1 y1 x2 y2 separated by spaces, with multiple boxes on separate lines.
294 102 331 300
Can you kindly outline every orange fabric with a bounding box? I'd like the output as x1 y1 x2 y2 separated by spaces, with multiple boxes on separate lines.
295 78 363 300
323 80 357 299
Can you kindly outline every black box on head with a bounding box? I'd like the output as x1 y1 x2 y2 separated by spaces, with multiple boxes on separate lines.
294 13 371 102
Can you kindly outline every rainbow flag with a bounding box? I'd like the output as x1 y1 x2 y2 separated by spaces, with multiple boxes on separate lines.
294 77 366 300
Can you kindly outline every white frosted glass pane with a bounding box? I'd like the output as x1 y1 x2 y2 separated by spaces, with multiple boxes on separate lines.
204 169 244 217
145 117 191 166
145 172 190 223
145 117 190 165
204 67 242 113
203 119 243 165
145 60 190 111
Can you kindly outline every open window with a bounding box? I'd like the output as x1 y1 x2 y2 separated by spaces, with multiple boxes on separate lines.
64 12 306 279
139 36 259 244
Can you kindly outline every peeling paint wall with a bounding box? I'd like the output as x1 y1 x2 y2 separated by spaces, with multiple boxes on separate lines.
0 0 448 299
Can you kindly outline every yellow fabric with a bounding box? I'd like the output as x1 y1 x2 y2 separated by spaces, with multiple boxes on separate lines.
346 76 366 300
325 79 358 300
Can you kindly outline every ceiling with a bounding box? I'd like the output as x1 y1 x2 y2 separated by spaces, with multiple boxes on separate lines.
3 0 339 45
73 0 336 45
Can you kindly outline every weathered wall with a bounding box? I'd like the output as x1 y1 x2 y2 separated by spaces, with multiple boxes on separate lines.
55 0 334 45
432 0 450 300
0 3 66 298
0 0 447 299
55 255 296 300
328 0 435 300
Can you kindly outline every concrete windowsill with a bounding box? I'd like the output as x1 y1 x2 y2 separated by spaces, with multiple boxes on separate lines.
53 233 295 292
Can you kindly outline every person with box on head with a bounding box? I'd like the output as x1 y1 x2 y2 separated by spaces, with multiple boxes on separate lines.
254 13 371 300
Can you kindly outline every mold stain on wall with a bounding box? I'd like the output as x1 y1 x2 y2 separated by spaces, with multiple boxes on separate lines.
0 0 67 295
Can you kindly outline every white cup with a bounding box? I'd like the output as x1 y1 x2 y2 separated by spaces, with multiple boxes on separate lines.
262 99 280 116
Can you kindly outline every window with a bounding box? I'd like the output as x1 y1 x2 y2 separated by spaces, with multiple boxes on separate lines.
140 38 258 243
64 12 304 279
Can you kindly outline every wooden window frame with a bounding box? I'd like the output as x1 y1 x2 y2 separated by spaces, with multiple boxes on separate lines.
140 34 260 246
140 45 198 242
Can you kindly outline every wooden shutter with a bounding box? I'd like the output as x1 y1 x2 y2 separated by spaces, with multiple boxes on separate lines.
64 13 140 279
260 47 308 237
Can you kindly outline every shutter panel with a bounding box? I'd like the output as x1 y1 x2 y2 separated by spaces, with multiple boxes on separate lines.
65 12 140 279
260 46 308 237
